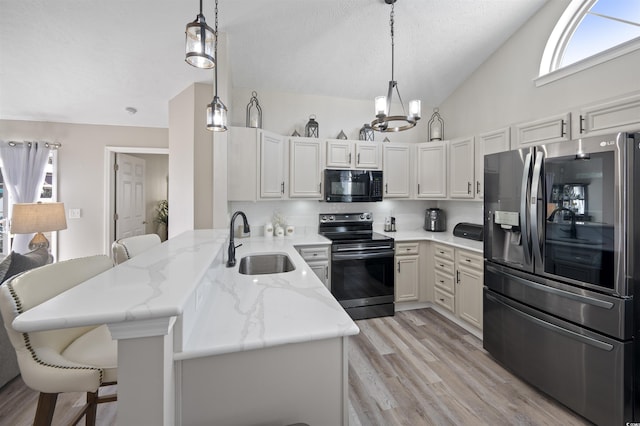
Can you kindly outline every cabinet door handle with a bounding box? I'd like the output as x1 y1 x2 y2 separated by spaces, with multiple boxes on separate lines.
348 153 352 164
325 265 329 280
439 251 445 255
579 115 585 134
385 183 388 194
397 261 401 273
467 182 471 194
465 258 472 263
281 182 285 194
357 153 360 164
456 270 460 283
439 264 444 268
476 181 481 194
418 183 421 194
319 182 322 193
561 119 566 137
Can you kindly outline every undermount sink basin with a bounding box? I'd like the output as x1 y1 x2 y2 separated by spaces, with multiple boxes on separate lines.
238 254 296 275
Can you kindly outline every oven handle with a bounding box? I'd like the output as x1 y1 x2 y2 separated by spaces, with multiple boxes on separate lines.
332 251 394 261
486 264 614 309
485 292 614 351
334 245 394 252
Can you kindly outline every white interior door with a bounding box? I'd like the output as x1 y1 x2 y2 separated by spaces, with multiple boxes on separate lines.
115 153 146 240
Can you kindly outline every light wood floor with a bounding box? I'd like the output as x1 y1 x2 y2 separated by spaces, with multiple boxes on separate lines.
0 308 590 426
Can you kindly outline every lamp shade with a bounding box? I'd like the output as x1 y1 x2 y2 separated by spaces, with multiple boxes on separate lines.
11 202 67 234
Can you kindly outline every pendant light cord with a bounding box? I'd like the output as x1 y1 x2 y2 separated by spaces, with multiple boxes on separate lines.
214 0 219 97
390 2 395 82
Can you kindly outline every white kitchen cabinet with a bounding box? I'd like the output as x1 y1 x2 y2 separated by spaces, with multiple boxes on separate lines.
475 127 510 199
229 127 285 201
260 131 286 199
382 144 411 198
296 245 330 289
416 141 447 199
433 243 455 313
325 139 381 170
289 138 323 199
449 136 475 199
432 242 483 330
513 112 571 147
395 242 419 302
455 249 483 330
577 93 640 136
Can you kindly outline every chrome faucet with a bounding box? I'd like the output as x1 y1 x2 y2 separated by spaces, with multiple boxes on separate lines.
547 207 577 239
228 211 250 267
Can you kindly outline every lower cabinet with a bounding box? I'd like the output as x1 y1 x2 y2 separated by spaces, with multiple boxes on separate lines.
296 245 330 290
395 242 420 302
432 243 483 330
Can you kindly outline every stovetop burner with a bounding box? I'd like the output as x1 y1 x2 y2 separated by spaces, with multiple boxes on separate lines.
318 212 393 245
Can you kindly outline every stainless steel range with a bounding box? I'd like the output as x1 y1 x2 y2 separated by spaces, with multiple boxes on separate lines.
319 212 395 320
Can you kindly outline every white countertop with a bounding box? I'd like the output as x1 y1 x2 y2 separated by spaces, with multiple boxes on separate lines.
175 237 357 360
13 230 358 361
13 230 230 333
376 228 484 253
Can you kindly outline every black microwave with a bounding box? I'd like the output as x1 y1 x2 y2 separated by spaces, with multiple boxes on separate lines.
324 169 383 202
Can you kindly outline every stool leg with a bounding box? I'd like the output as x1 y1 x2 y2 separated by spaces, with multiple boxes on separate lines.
33 392 58 426
85 391 98 426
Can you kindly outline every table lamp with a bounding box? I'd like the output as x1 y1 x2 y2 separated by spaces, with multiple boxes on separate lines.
10 202 67 250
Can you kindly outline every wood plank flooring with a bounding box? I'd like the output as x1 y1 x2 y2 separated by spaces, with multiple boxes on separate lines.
0 308 590 426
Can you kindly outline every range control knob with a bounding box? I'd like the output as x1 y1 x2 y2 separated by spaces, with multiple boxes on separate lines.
366 213 371 220
321 215 327 222
360 214 365 220
329 215 335 221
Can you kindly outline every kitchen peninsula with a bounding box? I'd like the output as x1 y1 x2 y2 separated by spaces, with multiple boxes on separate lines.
12 230 359 425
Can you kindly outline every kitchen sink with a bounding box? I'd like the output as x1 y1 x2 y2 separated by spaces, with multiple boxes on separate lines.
238 254 296 275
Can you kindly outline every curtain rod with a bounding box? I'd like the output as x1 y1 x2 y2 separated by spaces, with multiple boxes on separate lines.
7 141 62 149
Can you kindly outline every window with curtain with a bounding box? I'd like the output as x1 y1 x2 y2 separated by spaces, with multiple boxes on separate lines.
0 148 58 256
538 0 640 82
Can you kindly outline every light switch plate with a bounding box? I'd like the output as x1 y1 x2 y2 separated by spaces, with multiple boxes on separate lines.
69 208 82 219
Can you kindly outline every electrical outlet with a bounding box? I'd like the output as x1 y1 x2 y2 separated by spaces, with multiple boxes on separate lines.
68 208 82 219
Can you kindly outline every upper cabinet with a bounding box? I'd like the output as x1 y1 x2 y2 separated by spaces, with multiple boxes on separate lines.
260 131 287 199
577 93 640 137
326 139 381 170
475 127 510 199
449 137 475 199
513 112 571 148
382 144 412 198
289 138 323 199
416 141 447 199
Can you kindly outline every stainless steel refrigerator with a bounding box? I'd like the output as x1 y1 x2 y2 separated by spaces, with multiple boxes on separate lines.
483 131 640 425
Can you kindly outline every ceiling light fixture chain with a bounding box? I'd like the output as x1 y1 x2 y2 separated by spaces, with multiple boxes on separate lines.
206 0 228 132
371 0 421 133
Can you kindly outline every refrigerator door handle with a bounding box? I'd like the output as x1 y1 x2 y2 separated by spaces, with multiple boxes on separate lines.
520 152 533 263
530 151 544 264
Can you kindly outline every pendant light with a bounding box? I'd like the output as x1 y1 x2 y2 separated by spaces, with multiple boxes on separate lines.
185 0 215 69
371 0 421 132
206 0 228 132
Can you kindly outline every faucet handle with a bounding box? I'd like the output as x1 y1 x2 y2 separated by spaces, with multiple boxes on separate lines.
235 243 243 249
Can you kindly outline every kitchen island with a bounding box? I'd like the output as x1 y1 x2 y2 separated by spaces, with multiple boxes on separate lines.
12 230 359 425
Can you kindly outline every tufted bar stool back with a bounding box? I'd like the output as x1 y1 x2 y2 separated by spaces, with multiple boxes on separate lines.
0 255 116 426
111 233 161 265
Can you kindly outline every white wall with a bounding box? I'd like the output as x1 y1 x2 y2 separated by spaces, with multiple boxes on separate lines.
439 0 640 138
230 87 430 144
0 119 168 260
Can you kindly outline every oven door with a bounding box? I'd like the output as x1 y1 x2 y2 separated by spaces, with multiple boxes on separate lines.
331 248 394 313
532 132 631 296
324 169 375 202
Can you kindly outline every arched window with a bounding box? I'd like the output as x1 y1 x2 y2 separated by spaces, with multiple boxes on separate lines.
538 0 640 84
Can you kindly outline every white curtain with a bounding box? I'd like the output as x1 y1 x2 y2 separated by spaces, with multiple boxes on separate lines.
0 141 52 253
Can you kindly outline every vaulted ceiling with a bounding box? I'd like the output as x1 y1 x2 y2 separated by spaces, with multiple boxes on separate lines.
0 0 547 128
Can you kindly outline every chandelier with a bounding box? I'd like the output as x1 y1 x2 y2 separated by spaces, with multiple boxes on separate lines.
206 0 228 132
371 0 421 132
185 0 215 69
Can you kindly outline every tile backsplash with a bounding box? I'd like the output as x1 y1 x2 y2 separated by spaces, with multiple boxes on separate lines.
228 199 483 236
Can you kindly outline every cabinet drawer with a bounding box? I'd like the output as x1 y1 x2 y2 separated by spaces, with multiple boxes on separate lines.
298 246 329 261
434 257 454 276
434 270 455 293
433 243 454 261
434 287 455 313
456 250 483 271
396 242 419 255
